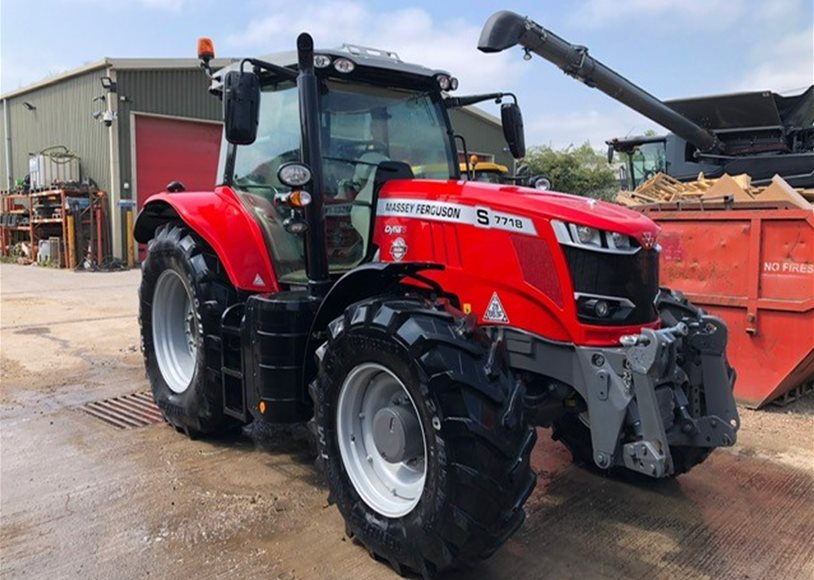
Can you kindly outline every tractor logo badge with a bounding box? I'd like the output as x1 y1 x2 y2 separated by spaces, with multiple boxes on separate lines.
390 237 408 262
484 292 509 323
641 231 656 250
253 274 265 287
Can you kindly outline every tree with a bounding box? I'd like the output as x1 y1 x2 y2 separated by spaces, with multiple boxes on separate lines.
522 141 618 199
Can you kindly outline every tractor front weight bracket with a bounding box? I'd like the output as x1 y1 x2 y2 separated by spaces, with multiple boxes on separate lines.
500 315 740 479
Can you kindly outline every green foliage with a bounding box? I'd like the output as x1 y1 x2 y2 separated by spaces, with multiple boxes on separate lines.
522 142 618 199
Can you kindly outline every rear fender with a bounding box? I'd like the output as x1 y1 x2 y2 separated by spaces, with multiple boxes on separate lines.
134 186 278 292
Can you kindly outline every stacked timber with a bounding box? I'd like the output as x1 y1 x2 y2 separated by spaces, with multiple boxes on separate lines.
616 173 814 210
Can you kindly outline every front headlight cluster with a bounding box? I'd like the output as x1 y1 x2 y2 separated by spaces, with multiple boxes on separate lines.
551 220 639 254
434 74 459 91
313 54 356 73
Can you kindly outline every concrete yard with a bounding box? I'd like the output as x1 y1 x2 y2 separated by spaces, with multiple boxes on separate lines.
1 263 812 579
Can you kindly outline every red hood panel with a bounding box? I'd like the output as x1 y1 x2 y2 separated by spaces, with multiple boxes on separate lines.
378 179 659 243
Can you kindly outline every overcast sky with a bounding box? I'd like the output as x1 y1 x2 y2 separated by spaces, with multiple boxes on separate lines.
2 0 812 148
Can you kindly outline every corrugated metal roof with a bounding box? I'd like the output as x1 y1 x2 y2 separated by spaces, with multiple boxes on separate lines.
1 58 237 100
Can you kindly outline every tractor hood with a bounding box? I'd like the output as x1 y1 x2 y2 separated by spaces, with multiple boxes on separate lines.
377 179 660 246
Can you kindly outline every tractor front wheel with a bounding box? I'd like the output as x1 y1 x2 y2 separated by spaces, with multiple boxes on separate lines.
311 298 537 577
139 222 241 437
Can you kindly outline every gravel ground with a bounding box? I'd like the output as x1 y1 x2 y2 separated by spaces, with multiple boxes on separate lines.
1 263 812 579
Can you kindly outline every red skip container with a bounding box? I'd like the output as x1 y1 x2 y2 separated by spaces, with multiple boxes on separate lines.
644 207 813 408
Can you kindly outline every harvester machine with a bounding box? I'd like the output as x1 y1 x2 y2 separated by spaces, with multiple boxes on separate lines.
478 11 814 191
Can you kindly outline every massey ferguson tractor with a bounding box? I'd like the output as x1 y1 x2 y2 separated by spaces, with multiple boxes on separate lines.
135 28 739 577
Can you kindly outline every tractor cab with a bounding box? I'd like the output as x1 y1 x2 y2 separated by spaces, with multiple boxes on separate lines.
608 135 669 190
210 43 524 288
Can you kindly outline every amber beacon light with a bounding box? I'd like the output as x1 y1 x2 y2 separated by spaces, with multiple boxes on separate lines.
197 37 215 61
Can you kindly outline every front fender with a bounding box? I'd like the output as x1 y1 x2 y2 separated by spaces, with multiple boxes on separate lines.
310 261 446 333
301 262 445 387
134 186 278 292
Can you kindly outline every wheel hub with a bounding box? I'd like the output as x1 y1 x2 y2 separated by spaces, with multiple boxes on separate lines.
151 269 197 394
372 405 422 463
184 305 197 355
336 363 428 518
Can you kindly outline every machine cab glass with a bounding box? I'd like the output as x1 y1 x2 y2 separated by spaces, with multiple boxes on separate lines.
221 77 455 284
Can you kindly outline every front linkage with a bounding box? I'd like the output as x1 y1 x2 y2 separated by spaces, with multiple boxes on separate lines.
573 290 739 477
502 288 739 479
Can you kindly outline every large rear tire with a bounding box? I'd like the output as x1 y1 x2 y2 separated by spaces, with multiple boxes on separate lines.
139 222 242 437
311 297 537 577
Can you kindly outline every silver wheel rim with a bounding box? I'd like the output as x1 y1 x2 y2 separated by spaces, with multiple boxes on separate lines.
152 269 198 394
336 363 427 518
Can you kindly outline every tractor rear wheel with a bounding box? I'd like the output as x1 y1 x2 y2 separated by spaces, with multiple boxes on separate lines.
139 222 241 437
311 297 537 577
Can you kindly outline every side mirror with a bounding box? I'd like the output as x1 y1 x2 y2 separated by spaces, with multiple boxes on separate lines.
223 70 260 145
607 144 615 164
501 102 526 159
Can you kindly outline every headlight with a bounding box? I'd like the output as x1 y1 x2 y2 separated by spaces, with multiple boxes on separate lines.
608 231 631 250
313 54 332 68
551 220 641 254
277 162 312 187
574 224 601 247
435 74 451 91
333 57 355 73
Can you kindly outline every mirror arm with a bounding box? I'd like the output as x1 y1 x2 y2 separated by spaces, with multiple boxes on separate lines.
453 135 474 180
200 58 214 80
240 58 298 82
446 92 518 108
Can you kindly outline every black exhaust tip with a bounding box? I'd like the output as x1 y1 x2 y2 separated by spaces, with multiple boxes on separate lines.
478 10 527 53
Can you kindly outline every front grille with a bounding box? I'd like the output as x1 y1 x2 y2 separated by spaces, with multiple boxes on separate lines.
563 246 659 325
511 235 563 307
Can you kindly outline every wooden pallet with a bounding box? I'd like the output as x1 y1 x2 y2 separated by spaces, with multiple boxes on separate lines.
616 172 813 210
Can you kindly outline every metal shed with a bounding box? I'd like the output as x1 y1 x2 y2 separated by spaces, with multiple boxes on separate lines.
1 58 511 260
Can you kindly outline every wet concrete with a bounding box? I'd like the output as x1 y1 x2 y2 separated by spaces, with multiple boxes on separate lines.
1 263 813 579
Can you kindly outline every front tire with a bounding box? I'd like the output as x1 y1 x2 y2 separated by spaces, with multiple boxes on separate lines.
311 298 537 577
139 222 241 437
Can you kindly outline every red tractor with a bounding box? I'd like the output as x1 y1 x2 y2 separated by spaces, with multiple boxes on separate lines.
135 28 739 577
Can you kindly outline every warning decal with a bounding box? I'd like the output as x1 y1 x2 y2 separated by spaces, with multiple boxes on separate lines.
377 198 537 236
483 292 509 323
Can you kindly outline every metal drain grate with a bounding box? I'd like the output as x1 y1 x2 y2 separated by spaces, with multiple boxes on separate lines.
81 391 165 429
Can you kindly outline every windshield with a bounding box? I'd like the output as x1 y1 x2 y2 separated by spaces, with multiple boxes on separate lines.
627 141 667 189
221 78 454 282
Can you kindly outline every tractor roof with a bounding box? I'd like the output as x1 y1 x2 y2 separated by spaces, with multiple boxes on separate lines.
214 44 451 84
